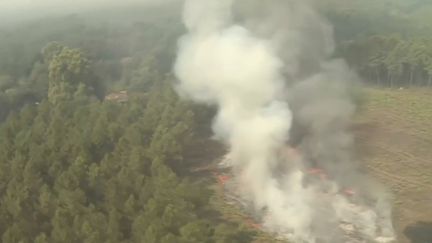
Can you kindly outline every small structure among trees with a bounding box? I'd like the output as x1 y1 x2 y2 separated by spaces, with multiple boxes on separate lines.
105 90 129 103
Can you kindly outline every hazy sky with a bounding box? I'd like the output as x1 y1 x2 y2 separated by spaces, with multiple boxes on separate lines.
0 0 180 21
0 0 177 9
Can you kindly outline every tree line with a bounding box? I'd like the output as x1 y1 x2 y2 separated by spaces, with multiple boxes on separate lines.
339 35 432 87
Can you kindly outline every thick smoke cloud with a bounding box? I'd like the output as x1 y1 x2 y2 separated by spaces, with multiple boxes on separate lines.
175 0 395 242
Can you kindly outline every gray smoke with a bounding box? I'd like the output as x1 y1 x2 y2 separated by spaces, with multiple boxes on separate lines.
174 0 395 242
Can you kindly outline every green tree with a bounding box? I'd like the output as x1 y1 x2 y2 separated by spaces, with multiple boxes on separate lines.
47 47 92 103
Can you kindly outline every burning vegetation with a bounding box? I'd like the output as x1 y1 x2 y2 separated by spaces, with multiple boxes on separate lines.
214 151 394 243
174 0 395 242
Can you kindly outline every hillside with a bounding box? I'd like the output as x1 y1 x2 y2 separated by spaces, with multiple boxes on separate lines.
355 88 432 243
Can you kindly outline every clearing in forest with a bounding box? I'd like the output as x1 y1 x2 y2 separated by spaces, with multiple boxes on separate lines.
355 88 432 243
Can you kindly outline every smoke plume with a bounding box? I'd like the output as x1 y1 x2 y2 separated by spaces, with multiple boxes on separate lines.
174 0 395 242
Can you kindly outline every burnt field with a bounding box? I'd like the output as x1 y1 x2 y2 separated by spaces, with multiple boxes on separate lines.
209 88 432 243
355 88 432 243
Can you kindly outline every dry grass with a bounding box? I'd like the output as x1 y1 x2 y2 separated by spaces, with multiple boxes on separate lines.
207 88 432 243
355 88 432 243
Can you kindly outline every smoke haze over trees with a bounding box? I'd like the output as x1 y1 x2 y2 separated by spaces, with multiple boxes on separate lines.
322 0 432 87
0 42 253 242
0 2 255 242
0 0 431 242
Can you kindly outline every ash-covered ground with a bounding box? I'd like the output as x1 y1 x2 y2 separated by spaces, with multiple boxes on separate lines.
216 152 395 243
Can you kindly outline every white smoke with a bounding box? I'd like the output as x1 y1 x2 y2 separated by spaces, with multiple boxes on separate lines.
174 0 395 242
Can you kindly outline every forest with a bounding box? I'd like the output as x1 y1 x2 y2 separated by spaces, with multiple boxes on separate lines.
0 5 253 243
0 0 431 242
322 0 432 87
0 42 253 243
339 36 432 87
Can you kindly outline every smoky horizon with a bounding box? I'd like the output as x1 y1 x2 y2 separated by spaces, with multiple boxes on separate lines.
0 1 430 243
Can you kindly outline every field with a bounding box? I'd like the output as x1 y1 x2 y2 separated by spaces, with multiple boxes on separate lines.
207 88 432 243
355 88 432 243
